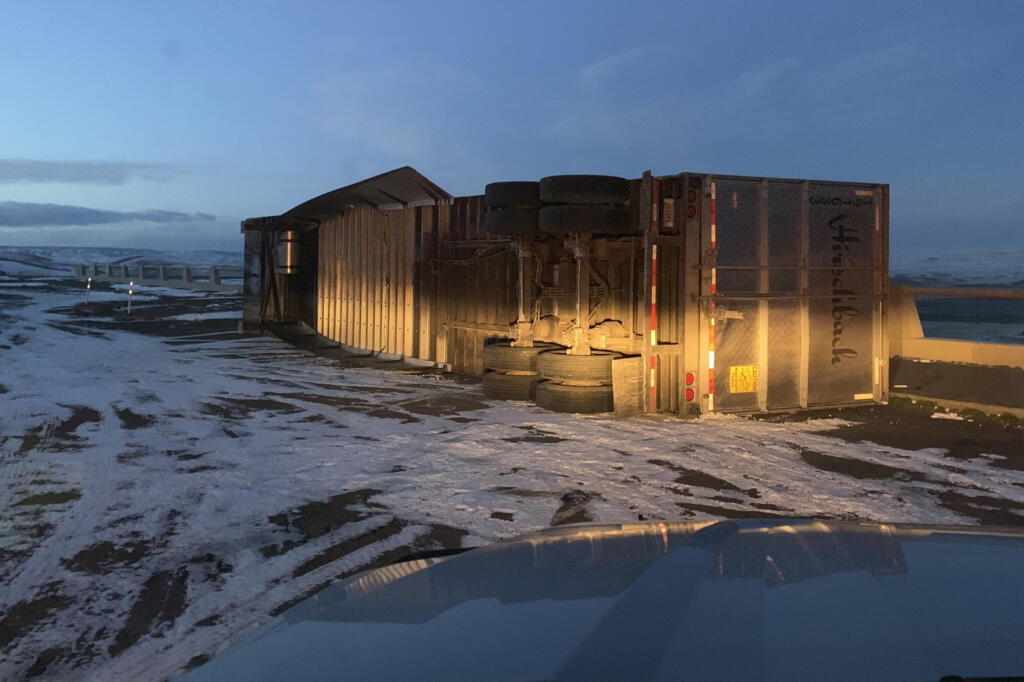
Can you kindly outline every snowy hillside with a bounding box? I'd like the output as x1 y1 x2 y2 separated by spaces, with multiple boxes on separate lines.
0 246 241 277
890 246 1024 287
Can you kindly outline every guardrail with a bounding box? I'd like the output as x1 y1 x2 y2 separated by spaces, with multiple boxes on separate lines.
890 284 1024 415
891 285 1024 369
74 263 243 293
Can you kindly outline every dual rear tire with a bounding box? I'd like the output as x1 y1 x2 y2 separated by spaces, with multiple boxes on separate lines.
481 342 560 402
538 175 635 236
535 381 613 414
482 371 541 401
536 349 617 385
482 342 559 373
535 349 616 414
485 182 540 236
538 175 629 205
481 343 619 414
484 176 636 236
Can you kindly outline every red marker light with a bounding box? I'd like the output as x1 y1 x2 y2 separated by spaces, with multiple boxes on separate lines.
687 205 696 218
685 372 695 385
685 388 695 401
688 189 697 202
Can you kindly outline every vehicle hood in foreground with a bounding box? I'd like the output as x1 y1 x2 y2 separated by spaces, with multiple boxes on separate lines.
180 519 1024 681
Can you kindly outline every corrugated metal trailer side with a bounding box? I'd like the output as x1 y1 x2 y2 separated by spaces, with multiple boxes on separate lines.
314 198 518 374
317 207 417 357
433 197 518 375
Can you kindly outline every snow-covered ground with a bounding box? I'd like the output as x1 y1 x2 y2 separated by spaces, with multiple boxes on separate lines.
1 267 1023 680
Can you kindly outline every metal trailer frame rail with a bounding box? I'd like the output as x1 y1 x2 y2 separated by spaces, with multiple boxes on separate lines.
241 166 891 417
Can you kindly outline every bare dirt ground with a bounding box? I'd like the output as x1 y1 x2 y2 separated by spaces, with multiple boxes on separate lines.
758 402 1024 525
1 276 1021 681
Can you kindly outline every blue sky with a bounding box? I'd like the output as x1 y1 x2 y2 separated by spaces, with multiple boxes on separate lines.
1 0 1022 251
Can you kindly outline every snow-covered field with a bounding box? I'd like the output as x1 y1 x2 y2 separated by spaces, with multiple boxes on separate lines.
1 267 1023 680
0 246 240 278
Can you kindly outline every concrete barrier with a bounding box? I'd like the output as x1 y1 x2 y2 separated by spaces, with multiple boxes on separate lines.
889 285 1024 413
890 285 1024 371
74 263 243 293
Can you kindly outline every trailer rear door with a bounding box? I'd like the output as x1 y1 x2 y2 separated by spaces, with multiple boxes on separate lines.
699 177 887 413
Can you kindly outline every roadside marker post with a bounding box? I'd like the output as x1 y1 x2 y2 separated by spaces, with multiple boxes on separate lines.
128 281 134 316
86 276 91 303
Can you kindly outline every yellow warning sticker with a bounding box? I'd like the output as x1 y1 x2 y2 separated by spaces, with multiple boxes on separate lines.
729 365 758 393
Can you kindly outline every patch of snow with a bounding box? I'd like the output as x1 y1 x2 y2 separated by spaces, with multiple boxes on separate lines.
976 453 1008 461
931 411 965 421
109 283 210 297
167 311 242 321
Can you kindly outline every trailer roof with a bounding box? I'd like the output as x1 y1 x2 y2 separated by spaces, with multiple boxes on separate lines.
242 166 451 231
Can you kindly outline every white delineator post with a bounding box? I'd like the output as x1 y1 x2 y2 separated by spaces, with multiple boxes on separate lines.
127 281 134 316
86 276 92 303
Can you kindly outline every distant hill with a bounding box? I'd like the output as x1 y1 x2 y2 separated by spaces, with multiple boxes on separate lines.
0 245 241 277
890 246 1024 288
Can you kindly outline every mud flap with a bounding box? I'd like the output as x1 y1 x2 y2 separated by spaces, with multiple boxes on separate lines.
612 356 644 417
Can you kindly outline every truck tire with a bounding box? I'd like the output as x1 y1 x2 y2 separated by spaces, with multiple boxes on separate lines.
482 371 541 401
536 381 614 414
539 175 629 205
482 342 561 373
538 349 618 385
538 205 632 235
485 181 541 209
485 207 539 235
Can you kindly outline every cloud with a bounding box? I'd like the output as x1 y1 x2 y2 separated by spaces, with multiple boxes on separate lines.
0 201 216 227
732 58 801 98
0 159 183 185
311 61 509 189
797 42 984 121
542 56 800 148
314 63 484 157
579 45 659 84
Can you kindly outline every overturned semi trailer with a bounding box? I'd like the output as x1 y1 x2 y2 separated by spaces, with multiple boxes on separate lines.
242 166 889 416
